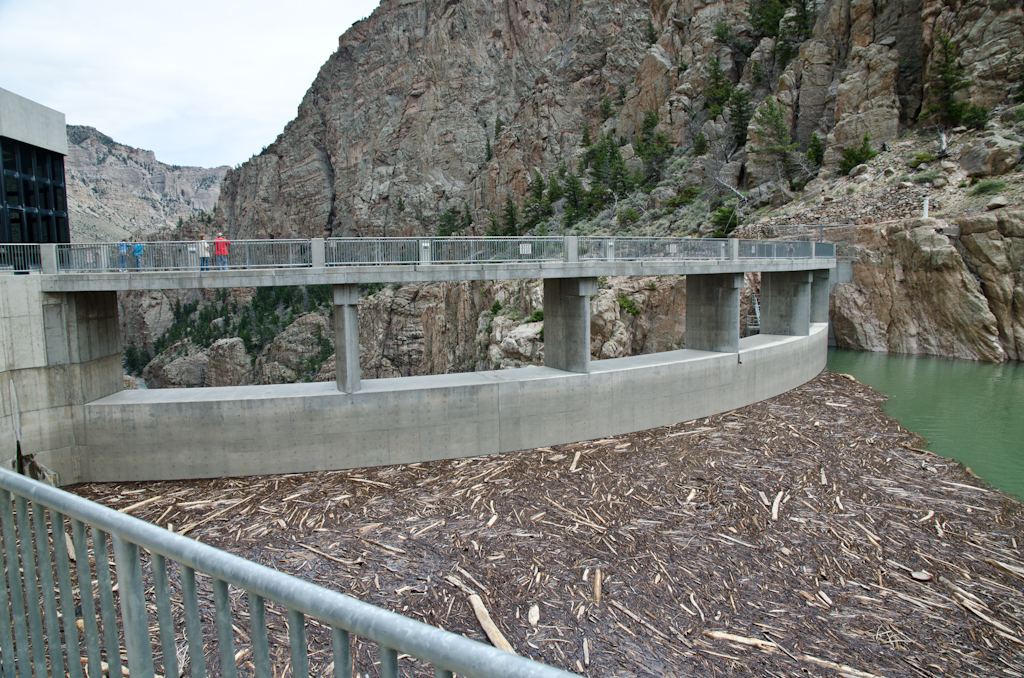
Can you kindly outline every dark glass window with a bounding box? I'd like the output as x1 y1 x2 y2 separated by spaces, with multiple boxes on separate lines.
4 175 19 206
36 156 50 181
2 137 68 243
22 179 36 207
39 184 52 211
19 146 33 176
9 211 23 243
25 212 38 242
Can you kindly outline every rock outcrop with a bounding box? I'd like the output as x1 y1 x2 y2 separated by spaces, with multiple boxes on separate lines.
960 134 1021 176
66 126 228 242
205 338 252 387
830 217 1006 361
142 341 210 388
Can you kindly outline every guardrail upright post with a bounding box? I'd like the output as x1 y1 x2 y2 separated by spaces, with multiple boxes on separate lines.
728 239 738 261
419 239 432 265
112 535 156 678
312 238 325 268
606 239 615 261
40 244 57 274
564 235 578 263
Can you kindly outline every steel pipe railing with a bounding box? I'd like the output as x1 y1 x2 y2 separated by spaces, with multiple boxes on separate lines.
45 235 832 274
0 467 578 678
0 244 41 272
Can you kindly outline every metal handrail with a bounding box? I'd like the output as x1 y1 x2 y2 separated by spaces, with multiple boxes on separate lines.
0 244 41 272
0 467 577 678
57 240 312 272
46 236 834 273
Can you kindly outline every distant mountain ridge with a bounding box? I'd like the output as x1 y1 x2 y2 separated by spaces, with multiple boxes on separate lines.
65 125 228 242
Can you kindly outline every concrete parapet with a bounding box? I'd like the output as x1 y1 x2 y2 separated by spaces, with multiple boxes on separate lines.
685 273 742 353
761 271 812 336
77 325 828 482
543 277 597 373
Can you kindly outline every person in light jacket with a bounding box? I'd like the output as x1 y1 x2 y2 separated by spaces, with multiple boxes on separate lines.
198 234 211 271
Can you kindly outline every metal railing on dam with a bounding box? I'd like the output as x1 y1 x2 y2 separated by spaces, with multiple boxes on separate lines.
0 466 577 678
46 236 835 273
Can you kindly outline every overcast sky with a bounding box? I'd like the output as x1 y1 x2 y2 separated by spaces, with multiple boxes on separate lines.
0 0 380 168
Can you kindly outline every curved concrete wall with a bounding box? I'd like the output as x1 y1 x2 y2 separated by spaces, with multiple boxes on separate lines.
78 324 829 483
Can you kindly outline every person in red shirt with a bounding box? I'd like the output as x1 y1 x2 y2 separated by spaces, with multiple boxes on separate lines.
213 233 230 270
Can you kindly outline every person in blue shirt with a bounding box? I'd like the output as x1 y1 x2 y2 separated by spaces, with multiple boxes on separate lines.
131 241 144 270
119 239 128 270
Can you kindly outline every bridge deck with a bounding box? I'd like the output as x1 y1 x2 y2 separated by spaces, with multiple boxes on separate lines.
39 258 836 292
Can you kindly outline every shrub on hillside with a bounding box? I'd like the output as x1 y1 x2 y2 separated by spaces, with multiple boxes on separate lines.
838 133 877 175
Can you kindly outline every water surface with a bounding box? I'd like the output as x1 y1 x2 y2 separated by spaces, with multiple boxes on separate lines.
827 349 1024 500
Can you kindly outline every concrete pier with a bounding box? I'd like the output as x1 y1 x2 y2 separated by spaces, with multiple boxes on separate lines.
543 277 597 373
760 271 812 336
811 269 831 324
332 284 360 393
685 273 743 353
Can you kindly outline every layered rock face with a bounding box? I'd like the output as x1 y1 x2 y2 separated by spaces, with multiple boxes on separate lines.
66 126 228 242
829 212 1024 362
216 0 1023 237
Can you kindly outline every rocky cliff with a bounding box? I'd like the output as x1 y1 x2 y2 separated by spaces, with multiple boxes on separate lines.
214 0 1023 238
66 126 228 242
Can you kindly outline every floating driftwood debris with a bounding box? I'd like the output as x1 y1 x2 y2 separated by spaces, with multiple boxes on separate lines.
75 372 1024 676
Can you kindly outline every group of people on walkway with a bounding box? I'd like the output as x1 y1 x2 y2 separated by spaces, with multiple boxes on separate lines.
117 233 230 271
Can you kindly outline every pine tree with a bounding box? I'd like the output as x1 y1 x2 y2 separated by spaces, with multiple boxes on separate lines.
494 116 504 138
636 111 673 182
729 89 753 146
749 96 797 182
645 18 658 44
806 133 824 167
547 173 564 202
925 32 982 127
693 132 708 156
501 195 519 236
748 0 786 39
485 138 492 162
704 59 734 118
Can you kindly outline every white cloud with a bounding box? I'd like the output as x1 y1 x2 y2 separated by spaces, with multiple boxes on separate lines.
0 0 380 167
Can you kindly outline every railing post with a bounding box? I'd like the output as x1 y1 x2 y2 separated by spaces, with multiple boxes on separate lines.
111 535 156 678
311 238 325 268
605 239 615 261
419 239 432 265
563 235 578 263
40 244 58 274
728 239 739 261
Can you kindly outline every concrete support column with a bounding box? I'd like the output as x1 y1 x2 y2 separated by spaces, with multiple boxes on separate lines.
332 284 360 393
760 271 812 336
811 269 831 324
543 277 597 373
685 273 743 353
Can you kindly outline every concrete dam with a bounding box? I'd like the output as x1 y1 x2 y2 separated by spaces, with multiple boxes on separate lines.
0 236 835 484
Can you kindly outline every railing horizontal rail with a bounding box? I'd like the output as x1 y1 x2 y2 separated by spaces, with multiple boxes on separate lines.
0 468 577 678
326 237 420 266
44 236 833 273
429 237 564 264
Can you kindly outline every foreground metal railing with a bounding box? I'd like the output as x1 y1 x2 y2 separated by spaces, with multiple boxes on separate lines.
0 244 41 272
0 468 576 678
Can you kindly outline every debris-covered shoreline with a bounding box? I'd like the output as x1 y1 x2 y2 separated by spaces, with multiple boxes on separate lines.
75 371 1024 677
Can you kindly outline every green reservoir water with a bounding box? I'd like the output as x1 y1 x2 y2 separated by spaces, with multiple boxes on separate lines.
827 349 1024 500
